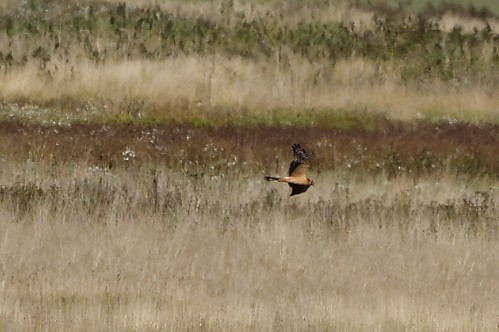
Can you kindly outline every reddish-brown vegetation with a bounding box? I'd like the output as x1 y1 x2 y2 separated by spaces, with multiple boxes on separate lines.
0 120 497 178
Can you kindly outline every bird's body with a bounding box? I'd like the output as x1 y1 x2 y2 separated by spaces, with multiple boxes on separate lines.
264 144 314 196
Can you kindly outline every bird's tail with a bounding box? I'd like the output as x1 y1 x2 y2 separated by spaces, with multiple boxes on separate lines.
264 176 280 182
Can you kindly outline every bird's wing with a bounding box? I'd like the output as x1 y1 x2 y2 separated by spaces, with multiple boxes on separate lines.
289 183 310 196
288 144 310 177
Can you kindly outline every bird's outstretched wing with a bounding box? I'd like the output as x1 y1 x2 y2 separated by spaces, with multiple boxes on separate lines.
288 143 310 177
289 183 309 196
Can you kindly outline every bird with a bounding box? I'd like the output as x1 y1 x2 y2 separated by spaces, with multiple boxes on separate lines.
265 143 314 196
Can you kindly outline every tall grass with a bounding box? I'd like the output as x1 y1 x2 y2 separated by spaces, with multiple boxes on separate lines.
98 0 499 19
0 161 498 331
0 0 498 125
1 56 498 124
1 1 498 330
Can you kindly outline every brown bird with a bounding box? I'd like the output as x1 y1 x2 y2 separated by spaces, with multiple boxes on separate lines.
265 143 314 196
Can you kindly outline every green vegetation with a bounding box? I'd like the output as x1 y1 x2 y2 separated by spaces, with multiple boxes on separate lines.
0 0 498 126
1 1 498 80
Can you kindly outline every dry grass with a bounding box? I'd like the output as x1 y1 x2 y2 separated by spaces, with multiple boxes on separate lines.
1 1 498 330
0 161 498 331
436 12 499 32
1 0 499 125
104 0 377 29
1 56 498 124
102 0 499 32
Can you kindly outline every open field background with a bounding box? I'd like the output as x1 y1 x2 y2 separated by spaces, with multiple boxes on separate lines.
0 162 498 331
0 0 498 331
0 0 498 124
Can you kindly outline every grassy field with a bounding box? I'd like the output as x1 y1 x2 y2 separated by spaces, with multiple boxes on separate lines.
0 0 498 331
0 162 498 331
0 0 498 125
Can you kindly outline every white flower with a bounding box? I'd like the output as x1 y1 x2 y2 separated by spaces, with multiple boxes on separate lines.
122 148 136 161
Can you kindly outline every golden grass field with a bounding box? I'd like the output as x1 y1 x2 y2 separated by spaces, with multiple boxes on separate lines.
0 162 498 331
0 0 498 331
1 56 498 124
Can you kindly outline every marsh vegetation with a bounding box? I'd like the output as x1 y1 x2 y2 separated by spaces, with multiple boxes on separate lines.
0 0 498 124
0 0 498 330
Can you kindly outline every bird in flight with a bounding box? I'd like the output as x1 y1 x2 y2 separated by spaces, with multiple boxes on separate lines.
265 143 314 196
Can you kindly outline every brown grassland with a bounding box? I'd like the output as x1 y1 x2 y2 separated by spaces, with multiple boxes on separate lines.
0 0 499 331
0 145 498 331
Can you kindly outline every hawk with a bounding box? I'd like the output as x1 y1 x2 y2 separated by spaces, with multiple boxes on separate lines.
265 143 314 196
